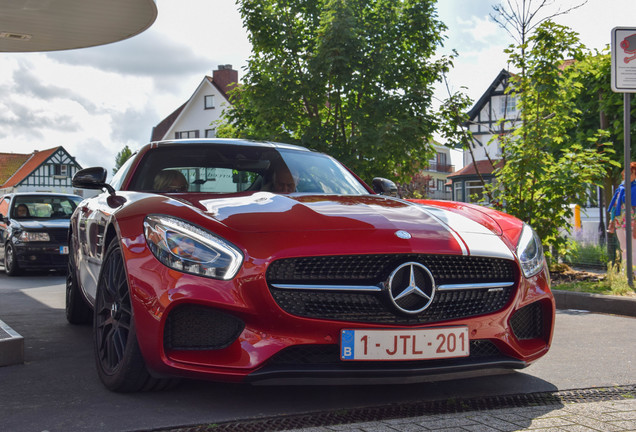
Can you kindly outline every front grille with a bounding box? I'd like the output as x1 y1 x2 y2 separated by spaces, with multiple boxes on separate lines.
267 254 518 324
510 302 544 340
164 304 245 350
268 340 502 366
43 228 68 243
267 254 515 286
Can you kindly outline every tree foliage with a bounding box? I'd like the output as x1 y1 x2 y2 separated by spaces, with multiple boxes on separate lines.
113 145 133 175
484 21 618 257
221 0 450 182
567 51 636 190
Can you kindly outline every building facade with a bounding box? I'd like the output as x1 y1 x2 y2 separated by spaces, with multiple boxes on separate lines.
423 143 454 200
0 146 83 195
448 69 518 203
151 65 238 141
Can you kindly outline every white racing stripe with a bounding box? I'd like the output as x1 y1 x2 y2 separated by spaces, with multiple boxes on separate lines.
414 205 514 260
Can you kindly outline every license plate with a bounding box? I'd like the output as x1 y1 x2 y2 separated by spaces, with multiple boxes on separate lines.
340 327 469 361
59 246 69 255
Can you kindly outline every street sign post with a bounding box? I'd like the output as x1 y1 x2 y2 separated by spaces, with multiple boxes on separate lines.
611 27 636 287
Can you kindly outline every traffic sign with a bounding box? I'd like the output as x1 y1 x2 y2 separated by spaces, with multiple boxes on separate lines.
612 27 636 93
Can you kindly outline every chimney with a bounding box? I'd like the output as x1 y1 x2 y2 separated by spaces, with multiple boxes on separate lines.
212 64 238 97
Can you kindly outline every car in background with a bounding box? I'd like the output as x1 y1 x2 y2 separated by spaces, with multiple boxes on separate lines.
0 192 83 276
66 138 555 392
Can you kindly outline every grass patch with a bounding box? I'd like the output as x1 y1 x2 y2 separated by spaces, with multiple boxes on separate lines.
552 260 636 297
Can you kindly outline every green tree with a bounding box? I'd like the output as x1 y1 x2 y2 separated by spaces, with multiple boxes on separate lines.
568 51 636 193
113 145 133 175
223 0 450 182
485 21 618 257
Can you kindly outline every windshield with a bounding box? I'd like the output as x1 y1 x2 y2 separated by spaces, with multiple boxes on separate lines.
128 144 369 195
12 195 82 220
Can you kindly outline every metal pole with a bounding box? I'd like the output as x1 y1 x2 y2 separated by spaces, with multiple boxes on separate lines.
624 93 633 287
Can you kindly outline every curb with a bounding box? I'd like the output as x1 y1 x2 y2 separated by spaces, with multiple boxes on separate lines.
0 319 24 367
553 289 636 317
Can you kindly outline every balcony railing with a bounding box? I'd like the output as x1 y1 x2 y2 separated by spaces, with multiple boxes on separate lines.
425 163 455 173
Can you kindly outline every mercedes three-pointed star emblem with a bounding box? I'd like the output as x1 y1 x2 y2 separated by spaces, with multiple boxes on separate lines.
385 262 436 315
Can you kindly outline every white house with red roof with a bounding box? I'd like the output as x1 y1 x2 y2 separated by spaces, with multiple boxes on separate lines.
0 146 83 195
151 65 238 141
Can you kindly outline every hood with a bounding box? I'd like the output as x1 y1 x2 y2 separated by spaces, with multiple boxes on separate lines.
13 219 71 230
192 193 514 259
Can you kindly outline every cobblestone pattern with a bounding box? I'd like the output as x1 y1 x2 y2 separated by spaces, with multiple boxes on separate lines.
280 399 636 432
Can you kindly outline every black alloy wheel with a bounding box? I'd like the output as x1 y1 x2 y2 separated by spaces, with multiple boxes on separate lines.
4 243 21 276
65 239 92 324
94 237 176 392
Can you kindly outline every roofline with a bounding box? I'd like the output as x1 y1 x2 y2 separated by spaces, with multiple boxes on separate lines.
153 78 232 142
467 69 512 120
1 146 61 188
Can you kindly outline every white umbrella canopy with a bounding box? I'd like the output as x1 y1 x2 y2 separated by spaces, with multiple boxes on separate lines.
0 0 157 52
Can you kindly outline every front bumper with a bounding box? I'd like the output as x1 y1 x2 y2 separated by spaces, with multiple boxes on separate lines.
125 248 555 384
13 242 69 270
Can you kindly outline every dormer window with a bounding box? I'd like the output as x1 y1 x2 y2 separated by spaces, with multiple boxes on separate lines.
204 95 215 109
51 164 68 177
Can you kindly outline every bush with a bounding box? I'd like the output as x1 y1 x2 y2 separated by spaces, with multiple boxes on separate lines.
562 241 609 269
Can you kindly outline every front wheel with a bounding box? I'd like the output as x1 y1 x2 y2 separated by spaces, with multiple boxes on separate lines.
5 243 21 276
93 237 176 392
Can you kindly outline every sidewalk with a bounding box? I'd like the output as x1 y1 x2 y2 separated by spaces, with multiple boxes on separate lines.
277 398 636 432
164 386 636 431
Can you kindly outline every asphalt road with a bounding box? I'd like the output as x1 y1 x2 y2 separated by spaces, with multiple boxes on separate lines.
0 272 634 432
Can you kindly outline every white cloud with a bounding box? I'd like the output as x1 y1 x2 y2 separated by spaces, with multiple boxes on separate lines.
456 15 501 45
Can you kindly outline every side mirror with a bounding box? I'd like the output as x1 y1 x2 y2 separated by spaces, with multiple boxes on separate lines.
72 167 116 195
372 177 398 196
72 167 107 189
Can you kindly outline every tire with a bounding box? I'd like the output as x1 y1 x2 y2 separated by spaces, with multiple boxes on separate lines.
4 243 21 276
93 237 176 392
65 239 92 324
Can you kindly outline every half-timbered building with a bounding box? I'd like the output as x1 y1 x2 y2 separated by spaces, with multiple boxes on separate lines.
0 146 83 195
448 69 519 203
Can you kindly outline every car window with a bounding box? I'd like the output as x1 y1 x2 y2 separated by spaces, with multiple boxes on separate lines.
127 144 368 195
0 197 9 218
110 153 138 190
12 196 80 219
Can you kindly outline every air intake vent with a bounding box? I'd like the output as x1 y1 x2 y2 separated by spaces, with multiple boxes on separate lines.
510 302 544 340
164 305 244 350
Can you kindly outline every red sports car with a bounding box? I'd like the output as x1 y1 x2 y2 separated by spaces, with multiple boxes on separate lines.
66 139 554 392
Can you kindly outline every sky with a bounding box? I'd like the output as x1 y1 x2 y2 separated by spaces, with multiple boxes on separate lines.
0 0 634 175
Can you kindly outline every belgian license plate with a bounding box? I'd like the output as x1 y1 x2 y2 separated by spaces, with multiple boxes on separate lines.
59 246 69 255
340 327 469 361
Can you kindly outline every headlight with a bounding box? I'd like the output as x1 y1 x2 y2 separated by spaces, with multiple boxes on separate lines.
143 215 243 280
517 224 544 278
18 232 50 242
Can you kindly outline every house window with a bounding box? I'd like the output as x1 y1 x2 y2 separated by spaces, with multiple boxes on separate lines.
500 95 517 117
437 179 445 191
454 182 463 201
204 95 215 109
466 180 489 203
175 130 199 139
205 129 216 138
50 164 67 176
